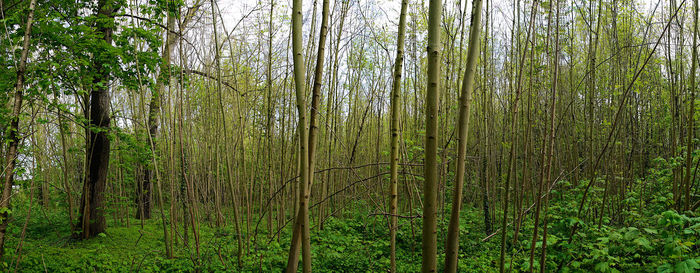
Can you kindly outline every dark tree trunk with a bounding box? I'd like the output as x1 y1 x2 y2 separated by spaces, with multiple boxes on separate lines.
136 177 152 219
78 0 118 239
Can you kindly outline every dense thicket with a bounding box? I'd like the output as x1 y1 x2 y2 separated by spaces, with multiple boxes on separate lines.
0 0 699 271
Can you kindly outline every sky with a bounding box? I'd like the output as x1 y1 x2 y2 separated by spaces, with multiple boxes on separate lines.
216 0 662 39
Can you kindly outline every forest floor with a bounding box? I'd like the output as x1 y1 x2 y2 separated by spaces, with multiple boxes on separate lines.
3 162 700 272
5 200 499 272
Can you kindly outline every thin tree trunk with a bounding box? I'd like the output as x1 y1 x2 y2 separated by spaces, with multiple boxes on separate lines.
56 97 77 233
388 0 408 271
497 0 539 270
529 1 555 271
285 0 312 270
136 2 178 221
538 1 560 270
307 0 330 202
177 6 200 260
0 0 37 259
445 0 482 271
684 0 698 211
267 0 275 238
422 0 443 270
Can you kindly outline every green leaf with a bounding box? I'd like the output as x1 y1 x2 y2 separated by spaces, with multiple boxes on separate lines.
657 263 672 273
674 259 698 273
624 228 640 240
643 228 658 234
634 237 652 250
0 207 11 215
595 262 609 272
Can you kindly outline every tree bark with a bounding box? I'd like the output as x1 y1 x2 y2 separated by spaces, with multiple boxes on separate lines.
136 4 178 221
285 0 311 270
684 0 698 211
422 0 443 271
444 0 482 272
0 0 37 259
388 0 409 271
78 0 119 239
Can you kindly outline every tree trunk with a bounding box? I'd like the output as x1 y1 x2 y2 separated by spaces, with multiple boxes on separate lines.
422 0 443 271
78 0 118 239
444 0 482 271
684 0 698 211
285 0 312 270
136 5 178 221
307 0 330 203
0 0 37 259
388 0 409 271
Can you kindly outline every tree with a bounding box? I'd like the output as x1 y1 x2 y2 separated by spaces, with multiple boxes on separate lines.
76 0 121 239
444 0 482 272
0 0 38 259
136 0 179 221
537 0 560 270
422 0 443 271
684 0 698 211
497 0 539 271
285 0 312 270
388 0 409 271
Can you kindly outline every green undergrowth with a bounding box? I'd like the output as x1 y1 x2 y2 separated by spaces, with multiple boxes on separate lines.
2 158 700 272
3 201 498 272
6 205 696 272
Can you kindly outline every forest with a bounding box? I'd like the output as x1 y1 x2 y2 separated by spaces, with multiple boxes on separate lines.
0 0 699 271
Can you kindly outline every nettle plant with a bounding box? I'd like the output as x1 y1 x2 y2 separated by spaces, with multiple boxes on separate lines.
654 211 700 273
580 210 700 273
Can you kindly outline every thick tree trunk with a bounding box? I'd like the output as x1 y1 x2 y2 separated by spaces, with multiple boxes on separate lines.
78 0 118 239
